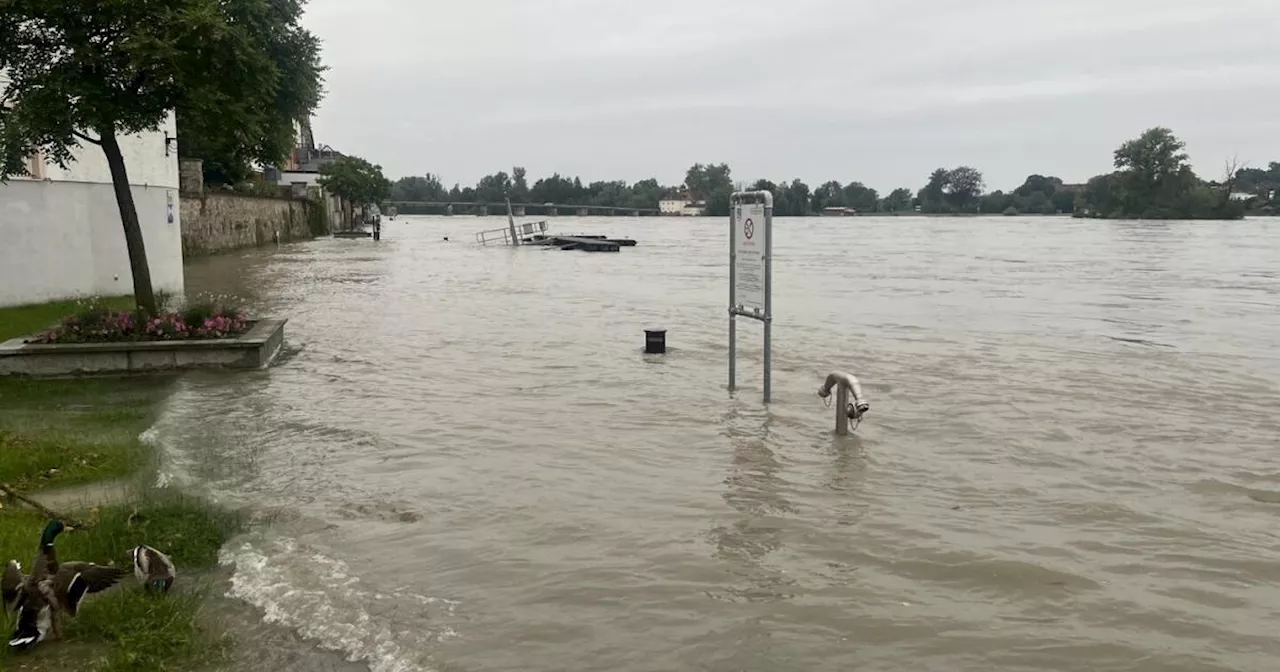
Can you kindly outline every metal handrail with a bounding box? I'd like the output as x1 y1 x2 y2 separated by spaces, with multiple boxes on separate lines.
818 372 870 435
474 221 548 246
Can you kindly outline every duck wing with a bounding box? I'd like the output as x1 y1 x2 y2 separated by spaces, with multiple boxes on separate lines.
2 561 24 611
49 563 127 617
138 546 175 580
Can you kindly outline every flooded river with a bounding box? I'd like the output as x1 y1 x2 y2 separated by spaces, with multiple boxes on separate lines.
163 216 1280 672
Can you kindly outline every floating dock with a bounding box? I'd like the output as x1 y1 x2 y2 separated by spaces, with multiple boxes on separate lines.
521 234 636 252
472 201 638 252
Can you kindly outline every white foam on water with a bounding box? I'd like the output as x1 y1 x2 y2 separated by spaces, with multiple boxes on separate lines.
141 425 181 489
219 537 451 672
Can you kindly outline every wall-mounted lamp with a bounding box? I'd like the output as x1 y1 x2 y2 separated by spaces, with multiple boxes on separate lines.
164 132 178 157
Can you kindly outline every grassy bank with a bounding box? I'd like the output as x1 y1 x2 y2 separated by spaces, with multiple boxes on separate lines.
0 298 241 671
0 296 135 342
0 499 240 671
0 378 173 492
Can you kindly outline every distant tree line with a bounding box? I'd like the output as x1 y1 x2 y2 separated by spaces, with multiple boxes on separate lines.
387 127 1276 220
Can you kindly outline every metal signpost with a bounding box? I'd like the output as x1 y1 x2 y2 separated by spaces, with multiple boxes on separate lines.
728 190 774 403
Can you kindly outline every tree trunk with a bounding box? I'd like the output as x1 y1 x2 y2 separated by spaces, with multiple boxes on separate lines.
100 129 157 315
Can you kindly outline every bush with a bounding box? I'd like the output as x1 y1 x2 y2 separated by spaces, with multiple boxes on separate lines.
307 197 330 236
1002 206 1019 216
232 180 287 199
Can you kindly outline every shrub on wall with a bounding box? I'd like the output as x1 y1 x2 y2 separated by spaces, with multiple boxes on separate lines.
307 197 330 236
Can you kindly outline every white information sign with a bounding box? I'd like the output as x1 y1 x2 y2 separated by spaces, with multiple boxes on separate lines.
734 203 766 313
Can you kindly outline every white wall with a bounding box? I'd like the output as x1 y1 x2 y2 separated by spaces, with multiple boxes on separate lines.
0 180 184 307
43 114 179 189
659 199 687 214
277 170 321 187
0 114 184 307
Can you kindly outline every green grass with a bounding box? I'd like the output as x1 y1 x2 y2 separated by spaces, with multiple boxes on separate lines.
0 377 174 492
0 297 243 671
0 296 135 342
0 496 241 670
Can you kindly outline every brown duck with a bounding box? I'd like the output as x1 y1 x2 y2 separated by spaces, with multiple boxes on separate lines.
5 520 127 651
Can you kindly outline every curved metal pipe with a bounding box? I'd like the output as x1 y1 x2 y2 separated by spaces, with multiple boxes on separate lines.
818 372 869 435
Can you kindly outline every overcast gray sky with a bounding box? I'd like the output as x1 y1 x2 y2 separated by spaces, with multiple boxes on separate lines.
303 0 1279 193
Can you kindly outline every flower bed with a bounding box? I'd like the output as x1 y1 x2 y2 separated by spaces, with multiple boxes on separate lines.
29 303 251 344
1 297 285 377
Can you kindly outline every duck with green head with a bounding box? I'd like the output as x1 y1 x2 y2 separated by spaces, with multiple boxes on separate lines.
6 519 127 652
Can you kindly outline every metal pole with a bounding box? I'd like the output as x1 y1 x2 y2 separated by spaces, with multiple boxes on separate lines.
762 198 773 404
506 198 519 246
835 383 849 435
728 203 737 393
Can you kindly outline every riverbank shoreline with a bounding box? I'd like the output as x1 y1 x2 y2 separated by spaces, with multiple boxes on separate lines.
0 298 241 671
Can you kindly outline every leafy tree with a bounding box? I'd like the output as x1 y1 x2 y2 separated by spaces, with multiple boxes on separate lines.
0 0 320 314
750 178 797 216
1014 174 1060 198
783 179 812 216
318 155 391 225
843 181 879 213
921 168 949 205
944 166 985 209
917 167 984 213
1026 190 1052 214
627 178 666 210
1232 162 1280 201
685 163 733 216
811 180 845 211
1050 190 1077 214
881 187 914 212
511 166 529 202
390 174 446 202
1079 127 1243 219
529 173 579 204
177 0 324 186
685 163 732 199
981 191 1012 214
1081 173 1122 217
1112 127 1189 214
474 171 513 204
1005 174 1070 214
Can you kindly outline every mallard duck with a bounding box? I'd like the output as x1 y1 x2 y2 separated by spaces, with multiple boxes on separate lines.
7 520 127 651
127 545 175 593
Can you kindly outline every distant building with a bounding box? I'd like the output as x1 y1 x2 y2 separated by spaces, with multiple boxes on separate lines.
0 69 184 307
821 207 856 216
272 119 342 187
659 196 707 216
266 117 347 226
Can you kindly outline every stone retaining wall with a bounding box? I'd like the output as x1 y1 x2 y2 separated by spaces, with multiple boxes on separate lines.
180 192 324 256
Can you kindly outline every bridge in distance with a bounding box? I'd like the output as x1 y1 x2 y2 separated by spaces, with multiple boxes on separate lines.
386 201 661 217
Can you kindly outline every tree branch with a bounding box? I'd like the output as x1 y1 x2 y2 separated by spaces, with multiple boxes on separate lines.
0 483 91 530
127 69 149 95
72 130 102 146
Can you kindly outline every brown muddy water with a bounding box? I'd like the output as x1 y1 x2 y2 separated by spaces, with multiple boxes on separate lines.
161 216 1280 672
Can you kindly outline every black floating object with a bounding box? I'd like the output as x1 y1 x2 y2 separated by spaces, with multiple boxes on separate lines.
645 328 666 354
